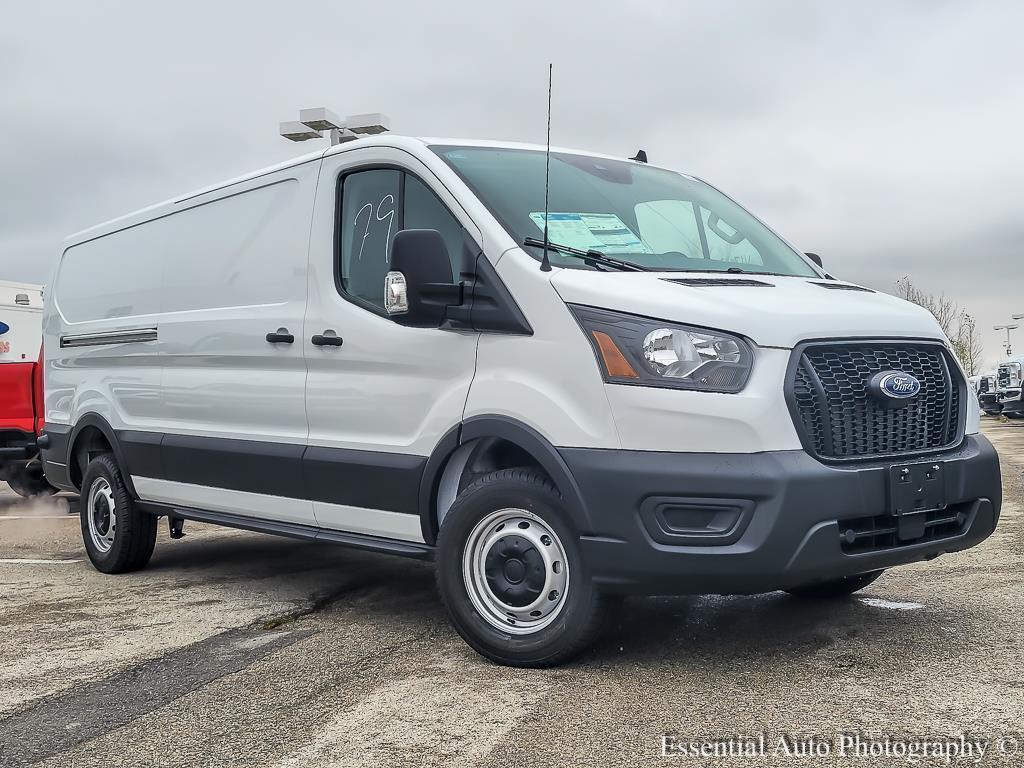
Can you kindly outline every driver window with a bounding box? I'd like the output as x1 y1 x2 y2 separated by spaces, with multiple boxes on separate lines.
339 170 400 308
338 170 465 311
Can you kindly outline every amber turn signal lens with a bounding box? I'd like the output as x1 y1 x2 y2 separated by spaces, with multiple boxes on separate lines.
591 331 639 379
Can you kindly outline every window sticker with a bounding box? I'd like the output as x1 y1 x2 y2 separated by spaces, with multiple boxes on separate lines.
529 212 652 254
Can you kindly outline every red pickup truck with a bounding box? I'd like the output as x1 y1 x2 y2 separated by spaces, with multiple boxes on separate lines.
0 281 53 497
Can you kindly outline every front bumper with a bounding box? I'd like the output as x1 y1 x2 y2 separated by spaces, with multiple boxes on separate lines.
998 391 1023 414
560 434 1001 595
979 393 1001 411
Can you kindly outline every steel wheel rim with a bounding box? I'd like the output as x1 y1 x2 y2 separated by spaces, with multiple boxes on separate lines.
462 508 570 635
87 477 117 554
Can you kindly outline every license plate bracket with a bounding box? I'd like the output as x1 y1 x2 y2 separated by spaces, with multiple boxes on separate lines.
889 461 946 516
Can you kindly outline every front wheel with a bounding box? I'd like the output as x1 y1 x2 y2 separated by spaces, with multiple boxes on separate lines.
436 468 607 667
785 570 884 598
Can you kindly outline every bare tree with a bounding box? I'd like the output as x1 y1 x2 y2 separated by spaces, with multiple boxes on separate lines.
893 277 983 374
952 312 984 376
894 277 958 338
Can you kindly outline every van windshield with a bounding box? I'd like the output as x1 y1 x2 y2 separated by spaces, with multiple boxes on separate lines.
432 145 818 276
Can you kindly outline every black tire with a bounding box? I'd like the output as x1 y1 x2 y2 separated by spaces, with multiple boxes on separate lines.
785 570 884 599
80 453 157 574
6 464 57 498
436 468 607 667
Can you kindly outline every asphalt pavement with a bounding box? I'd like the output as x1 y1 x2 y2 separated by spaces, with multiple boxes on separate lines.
1 419 1022 767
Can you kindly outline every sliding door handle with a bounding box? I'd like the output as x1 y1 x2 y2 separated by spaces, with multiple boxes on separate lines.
266 328 295 344
311 330 344 347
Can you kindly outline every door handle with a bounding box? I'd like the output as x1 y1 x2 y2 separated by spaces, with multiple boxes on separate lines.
311 330 344 347
266 328 295 344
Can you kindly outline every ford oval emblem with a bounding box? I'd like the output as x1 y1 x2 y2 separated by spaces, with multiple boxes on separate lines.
869 370 921 408
0 321 9 336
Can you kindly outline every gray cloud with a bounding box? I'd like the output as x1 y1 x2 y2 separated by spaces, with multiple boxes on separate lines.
2 0 1021 364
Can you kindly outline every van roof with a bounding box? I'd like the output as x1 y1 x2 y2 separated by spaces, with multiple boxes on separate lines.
64 135 672 248
0 281 43 310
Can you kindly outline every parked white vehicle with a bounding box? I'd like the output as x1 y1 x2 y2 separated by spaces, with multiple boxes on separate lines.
996 356 1024 418
41 136 1002 666
977 370 1002 416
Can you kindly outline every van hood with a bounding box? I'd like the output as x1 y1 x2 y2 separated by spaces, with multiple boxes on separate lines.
550 270 946 349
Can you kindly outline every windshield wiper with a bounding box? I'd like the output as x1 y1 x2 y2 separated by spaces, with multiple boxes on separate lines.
523 237 650 272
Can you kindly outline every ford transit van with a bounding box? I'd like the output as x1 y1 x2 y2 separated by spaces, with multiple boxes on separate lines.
41 136 1002 666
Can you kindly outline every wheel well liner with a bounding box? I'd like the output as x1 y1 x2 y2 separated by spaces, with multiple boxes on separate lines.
420 416 592 544
67 414 135 495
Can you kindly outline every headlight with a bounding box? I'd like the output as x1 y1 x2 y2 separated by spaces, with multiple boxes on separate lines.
570 305 753 393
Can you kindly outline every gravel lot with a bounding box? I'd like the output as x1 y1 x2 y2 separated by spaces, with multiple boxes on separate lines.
1 420 1022 767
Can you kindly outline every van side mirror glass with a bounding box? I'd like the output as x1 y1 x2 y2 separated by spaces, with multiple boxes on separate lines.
387 229 461 326
805 252 823 268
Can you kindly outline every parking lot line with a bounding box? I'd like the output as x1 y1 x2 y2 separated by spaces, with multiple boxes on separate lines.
0 516 74 520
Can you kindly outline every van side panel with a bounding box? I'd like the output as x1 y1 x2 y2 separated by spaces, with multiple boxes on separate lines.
158 171 316 444
45 159 320 526
47 231 165 432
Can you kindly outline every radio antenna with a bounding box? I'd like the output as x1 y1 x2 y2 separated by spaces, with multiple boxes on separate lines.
540 63 553 272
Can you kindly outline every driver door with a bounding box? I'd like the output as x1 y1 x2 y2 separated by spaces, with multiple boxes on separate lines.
303 147 480 541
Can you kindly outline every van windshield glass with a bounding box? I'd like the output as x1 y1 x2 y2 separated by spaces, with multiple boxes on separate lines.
432 145 817 276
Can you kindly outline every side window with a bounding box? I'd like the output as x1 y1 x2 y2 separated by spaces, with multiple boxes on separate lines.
339 170 400 308
338 170 465 311
403 175 462 280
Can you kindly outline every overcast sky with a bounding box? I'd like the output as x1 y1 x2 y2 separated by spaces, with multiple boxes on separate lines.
2 1 1021 369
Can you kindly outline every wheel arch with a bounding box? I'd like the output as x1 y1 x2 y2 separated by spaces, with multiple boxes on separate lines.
419 416 592 544
66 414 138 495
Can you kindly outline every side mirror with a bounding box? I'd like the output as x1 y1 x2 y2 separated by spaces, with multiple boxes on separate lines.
805 252 823 268
385 229 461 325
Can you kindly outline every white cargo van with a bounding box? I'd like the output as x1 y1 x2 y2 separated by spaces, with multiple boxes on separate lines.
42 136 1002 666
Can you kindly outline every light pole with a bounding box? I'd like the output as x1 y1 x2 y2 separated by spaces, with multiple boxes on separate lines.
279 108 390 146
994 324 1019 356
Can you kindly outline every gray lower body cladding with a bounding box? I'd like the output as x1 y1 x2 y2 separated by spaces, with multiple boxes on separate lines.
562 434 1001 594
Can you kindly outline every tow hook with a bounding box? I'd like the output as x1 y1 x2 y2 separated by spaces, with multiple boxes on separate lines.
169 516 186 539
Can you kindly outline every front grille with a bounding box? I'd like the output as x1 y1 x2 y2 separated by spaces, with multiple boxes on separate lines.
998 363 1021 389
839 506 969 553
789 342 963 461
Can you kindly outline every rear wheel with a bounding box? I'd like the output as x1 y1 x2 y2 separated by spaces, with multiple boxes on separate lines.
80 454 157 573
436 468 607 667
785 570 884 598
